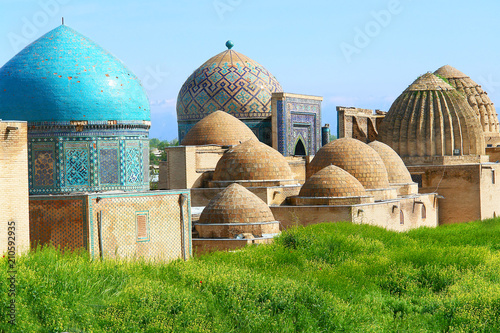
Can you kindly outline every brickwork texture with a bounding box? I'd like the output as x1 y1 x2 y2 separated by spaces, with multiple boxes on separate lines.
0 121 29 255
307 138 390 190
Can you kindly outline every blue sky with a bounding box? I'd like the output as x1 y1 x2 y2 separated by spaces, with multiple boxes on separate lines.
1 0 500 140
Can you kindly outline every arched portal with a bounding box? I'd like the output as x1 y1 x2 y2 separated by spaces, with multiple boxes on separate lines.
294 139 306 156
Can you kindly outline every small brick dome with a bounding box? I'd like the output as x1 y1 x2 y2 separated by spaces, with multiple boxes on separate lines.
368 141 412 184
212 139 295 182
199 183 275 224
299 165 367 197
378 73 485 158
307 138 390 190
181 111 257 146
435 65 499 135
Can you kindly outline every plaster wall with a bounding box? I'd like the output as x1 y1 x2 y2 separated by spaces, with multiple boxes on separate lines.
478 164 500 220
191 185 301 207
286 156 307 184
29 190 191 261
486 147 500 163
271 194 437 232
160 146 226 190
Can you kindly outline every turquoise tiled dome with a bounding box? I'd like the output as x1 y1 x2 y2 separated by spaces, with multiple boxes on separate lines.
0 25 150 122
176 46 282 122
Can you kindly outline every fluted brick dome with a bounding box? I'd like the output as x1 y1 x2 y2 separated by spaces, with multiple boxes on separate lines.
435 65 499 135
378 73 485 157
307 138 390 189
212 139 294 182
199 183 275 224
299 165 367 198
368 141 412 184
0 25 150 122
181 111 257 146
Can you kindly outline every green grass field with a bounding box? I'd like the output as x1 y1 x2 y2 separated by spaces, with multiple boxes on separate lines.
2 220 500 332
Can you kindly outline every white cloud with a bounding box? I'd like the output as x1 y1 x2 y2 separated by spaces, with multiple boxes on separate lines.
149 98 176 116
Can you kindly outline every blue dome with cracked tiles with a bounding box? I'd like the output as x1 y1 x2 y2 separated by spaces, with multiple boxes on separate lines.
0 25 150 122
176 44 283 122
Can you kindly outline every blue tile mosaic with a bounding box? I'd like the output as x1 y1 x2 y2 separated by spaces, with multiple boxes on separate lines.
99 149 119 185
0 25 150 122
28 135 149 194
125 147 142 184
65 148 90 186
274 95 322 156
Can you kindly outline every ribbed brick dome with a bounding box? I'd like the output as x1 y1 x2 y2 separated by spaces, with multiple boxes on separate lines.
181 111 257 146
368 141 412 184
212 139 294 182
199 183 275 224
307 138 390 190
299 165 367 197
435 65 499 135
378 73 485 158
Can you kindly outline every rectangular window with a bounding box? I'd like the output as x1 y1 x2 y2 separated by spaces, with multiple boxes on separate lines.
136 212 150 242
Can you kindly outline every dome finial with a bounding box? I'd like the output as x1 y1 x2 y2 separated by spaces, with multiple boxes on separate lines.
225 40 234 50
62 17 64 25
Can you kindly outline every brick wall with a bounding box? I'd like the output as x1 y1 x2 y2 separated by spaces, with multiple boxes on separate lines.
29 191 192 261
0 121 29 255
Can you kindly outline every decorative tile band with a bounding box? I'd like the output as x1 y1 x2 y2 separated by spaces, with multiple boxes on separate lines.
28 135 149 194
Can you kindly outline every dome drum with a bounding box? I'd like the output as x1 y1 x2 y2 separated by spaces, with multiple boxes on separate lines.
290 195 374 206
390 183 419 196
208 179 298 188
365 188 399 201
194 221 280 239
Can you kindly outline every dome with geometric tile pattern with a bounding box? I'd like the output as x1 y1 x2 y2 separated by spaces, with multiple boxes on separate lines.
181 111 257 146
0 25 150 122
177 44 282 122
176 42 283 145
307 138 390 190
